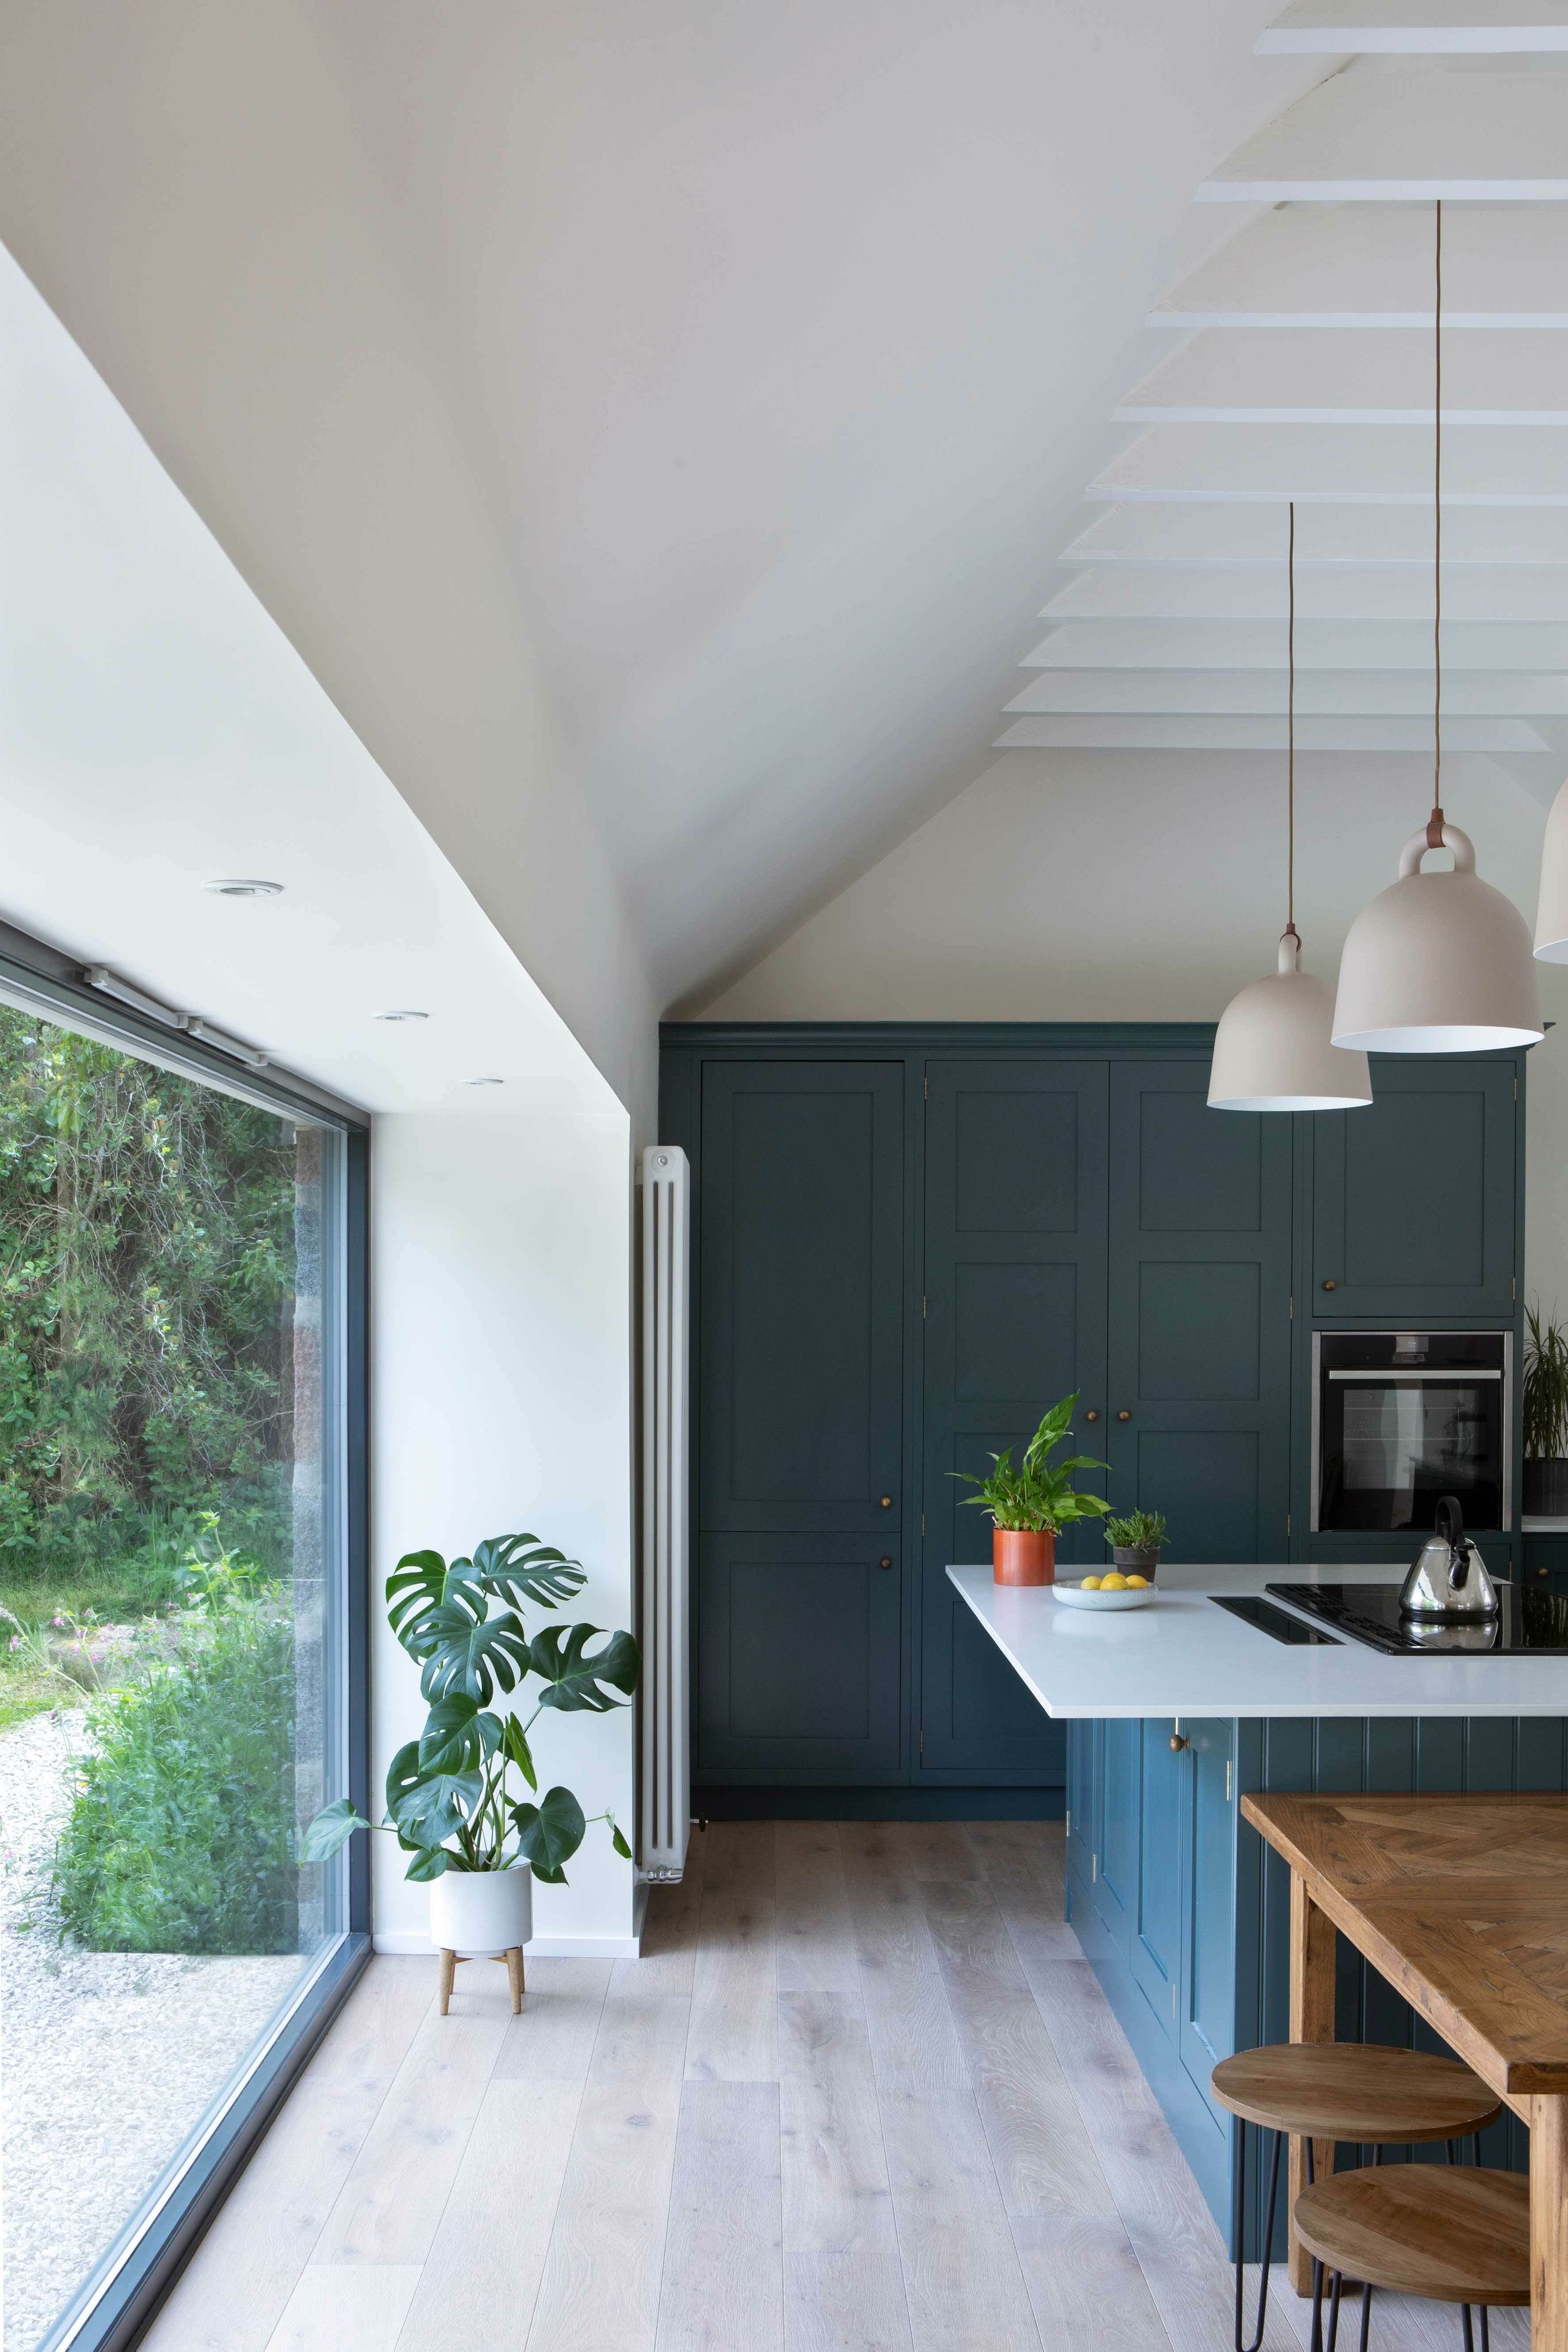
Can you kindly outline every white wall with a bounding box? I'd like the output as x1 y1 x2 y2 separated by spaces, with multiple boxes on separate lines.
371 1110 639 1958
697 745 1568 1319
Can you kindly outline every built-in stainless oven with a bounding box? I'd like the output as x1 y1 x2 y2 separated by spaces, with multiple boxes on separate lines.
1311 1330 1512 1534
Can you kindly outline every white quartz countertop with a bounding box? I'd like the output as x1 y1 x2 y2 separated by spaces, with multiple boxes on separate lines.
946 1560 1568 1720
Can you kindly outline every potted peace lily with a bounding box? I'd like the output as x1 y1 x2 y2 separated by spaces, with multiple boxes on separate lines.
304 1533 638 1961
953 1392 1111 1586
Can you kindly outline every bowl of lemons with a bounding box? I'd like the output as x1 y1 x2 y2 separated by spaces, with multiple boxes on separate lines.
1052 1571 1156 1611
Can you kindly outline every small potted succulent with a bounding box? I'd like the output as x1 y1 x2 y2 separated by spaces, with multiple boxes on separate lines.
1524 1307 1568 1517
304 1532 638 1969
953 1392 1112 1586
1104 1509 1167 1580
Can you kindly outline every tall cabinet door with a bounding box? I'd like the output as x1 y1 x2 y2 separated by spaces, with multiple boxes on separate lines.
1106 1062 1291 1562
699 1061 904 1532
920 1059 1108 1780
1311 1056 1517 1321
696 1061 904 1783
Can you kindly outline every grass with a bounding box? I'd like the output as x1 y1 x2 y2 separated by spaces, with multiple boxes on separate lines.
0 1562 184 1731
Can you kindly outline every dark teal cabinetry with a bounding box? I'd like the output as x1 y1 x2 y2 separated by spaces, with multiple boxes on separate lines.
1067 1710 1565 2253
1068 1716 1236 2200
921 1060 1107 1783
1310 1058 1517 1321
662 1025 1527 1796
1107 1067 1292 1561
1525 1534 1568 1590
698 1059 904 1534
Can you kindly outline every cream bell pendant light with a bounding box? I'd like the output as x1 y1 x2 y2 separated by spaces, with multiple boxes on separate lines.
1209 506 1373 1112
1333 202 1542 1054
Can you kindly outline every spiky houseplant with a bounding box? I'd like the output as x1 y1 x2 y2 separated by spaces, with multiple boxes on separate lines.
1523 1308 1568 1517
303 1532 638 1887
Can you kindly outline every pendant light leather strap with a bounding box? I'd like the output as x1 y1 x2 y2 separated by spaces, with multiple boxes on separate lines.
1399 822 1474 878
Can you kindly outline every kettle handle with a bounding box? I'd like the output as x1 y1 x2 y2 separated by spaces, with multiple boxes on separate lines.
1436 1494 1469 1587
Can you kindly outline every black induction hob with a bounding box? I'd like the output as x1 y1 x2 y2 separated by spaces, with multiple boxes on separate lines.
1265 1581 1568 1657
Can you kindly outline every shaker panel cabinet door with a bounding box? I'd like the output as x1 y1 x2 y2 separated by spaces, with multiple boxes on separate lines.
1311 1056 1517 1321
699 1061 904 1532
1131 1720 1185 2045
1180 1719 1237 2127
1106 1062 1292 1564
919 1059 1110 1780
696 1532 903 1782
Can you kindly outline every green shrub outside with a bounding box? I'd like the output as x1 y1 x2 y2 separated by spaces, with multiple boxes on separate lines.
52 1544 299 1956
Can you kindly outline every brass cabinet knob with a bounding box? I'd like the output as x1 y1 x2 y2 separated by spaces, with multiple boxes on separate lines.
1117 1409 1131 1422
1170 1732 1189 1752
878 1556 893 1571
879 1495 893 1508
1322 1278 1338 1291
1085 1409 1099 1422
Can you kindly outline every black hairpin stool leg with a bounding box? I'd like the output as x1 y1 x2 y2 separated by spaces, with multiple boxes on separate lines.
1357 2283 1373 2352
1327 2269 1345 2352
1461 2306 1475 2352
1233 2119 1284 2352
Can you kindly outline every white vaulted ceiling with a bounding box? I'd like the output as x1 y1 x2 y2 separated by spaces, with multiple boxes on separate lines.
1007 21 1568 820
3 6 1567 1056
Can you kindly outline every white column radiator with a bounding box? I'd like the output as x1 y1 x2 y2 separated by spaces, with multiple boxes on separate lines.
639 1144 691 1879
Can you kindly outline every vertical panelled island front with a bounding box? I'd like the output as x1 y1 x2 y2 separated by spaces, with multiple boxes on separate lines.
948 1560 1568 2268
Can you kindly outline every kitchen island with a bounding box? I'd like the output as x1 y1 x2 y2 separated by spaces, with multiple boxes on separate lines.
948 1559 1568 2255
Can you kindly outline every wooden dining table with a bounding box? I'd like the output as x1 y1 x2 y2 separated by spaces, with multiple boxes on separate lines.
1242 1789 1568 2346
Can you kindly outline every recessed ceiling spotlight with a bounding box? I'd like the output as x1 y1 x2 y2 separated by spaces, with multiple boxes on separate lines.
205 878 284 899
465 1076 504 1087
375 1009 429 1024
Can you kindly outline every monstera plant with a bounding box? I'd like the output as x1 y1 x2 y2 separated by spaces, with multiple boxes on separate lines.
304 1532 638 1887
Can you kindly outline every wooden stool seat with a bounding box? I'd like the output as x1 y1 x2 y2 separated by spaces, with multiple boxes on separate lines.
1294 2167 1530 2309
1211 2043 1501 2144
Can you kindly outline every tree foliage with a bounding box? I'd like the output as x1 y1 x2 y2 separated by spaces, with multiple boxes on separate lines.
0 1005 297 1581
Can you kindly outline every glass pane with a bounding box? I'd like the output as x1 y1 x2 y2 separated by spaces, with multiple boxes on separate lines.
0 1005 347 2352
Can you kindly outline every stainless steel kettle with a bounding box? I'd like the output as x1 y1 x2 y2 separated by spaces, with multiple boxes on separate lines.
1399 1495 1499 1619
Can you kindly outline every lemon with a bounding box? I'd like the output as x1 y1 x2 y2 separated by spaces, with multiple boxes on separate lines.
1124 1574 1150 1589
1079 1576 1102 1591
1100 1572 1128 1591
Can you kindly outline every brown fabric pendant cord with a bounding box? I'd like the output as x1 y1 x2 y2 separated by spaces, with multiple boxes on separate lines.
1428 198 1446 849
1284 498 1300 947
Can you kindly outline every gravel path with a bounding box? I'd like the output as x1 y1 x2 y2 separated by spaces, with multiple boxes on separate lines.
1 1710 304 2352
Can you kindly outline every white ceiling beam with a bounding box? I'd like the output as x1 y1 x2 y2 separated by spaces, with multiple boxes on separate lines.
1060 500 1568 562
1257 1 1568 49
1198 60 1568 199
1022 617 1568 668
1004 667 1568 714
1257 1 1568 52
1042 562 1568 618
1151 204 1568 330
1091 422 1568 502
1118 327 1568 422
994 712 1550 750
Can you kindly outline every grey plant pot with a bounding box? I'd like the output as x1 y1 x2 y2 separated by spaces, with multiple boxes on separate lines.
1523 1459 1568 1516
1111 1546 1161 1576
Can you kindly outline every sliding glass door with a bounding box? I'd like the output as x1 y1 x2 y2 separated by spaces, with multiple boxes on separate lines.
0 986 367 2352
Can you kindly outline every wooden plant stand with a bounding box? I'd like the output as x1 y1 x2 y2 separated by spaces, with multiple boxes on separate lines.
437 1946 525 2016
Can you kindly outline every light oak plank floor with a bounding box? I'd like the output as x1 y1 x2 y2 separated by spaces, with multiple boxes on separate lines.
143 1826 1527 2352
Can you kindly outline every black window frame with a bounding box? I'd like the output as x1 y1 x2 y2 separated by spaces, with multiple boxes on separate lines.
0 921 373 2352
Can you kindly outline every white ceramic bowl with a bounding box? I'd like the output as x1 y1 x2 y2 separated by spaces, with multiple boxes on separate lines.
1052 1579 1156 1612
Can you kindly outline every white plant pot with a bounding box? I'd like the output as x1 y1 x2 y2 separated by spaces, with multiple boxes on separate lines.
428 1865 533 1958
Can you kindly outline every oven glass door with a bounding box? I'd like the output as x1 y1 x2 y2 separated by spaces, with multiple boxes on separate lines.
1318 1371 1504 1531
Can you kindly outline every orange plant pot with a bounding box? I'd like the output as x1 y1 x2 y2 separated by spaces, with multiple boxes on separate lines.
993 1528 1056 1586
